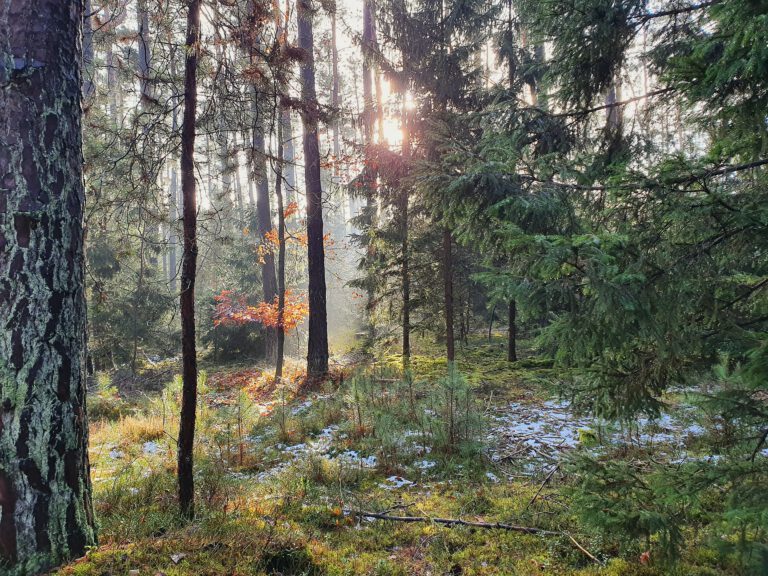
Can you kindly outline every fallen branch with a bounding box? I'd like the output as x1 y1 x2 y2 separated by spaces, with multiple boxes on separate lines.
524 465 559 511
566 533 602 564
345 510 559 535
345 510 602 565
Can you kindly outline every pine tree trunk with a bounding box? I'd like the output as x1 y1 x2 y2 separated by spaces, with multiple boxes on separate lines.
167 47 181 292
371 1 385 144
136 0 152 104
275 120 287 380
177 0 202 519
168 157 179 293
251 91 278 363
401 195 410 368
105 6 118 119
281 110 297 204
362 0 377 341
83 0 95 104
297 0 329 379
331 9 341 178
443 228 455 363
400 94 411 369
0 2 97 572
507 300 517 362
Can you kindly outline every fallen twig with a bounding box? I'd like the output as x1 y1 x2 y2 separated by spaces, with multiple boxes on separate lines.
566 533 602 564
524 465 559 511
345 510 602 565
346 510 559 535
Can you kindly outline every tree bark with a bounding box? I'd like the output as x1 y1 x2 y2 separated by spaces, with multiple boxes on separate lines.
371 1 385 144
331 8 341 177
0 2 97 572
443 228 455 363
177 0 202 519
400 92 411 369
297 0 329 379
83 0 96 104
281 110 297 204
362 0 377 342
507 299 517 362
167 44 181 293
136 0 153 105
251 91 278 363
274 118 287 380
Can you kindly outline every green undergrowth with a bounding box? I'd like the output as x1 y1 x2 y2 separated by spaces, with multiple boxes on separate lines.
58 341 755 575
378 334 560 401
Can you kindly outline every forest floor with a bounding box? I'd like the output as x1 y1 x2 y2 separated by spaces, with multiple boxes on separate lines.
56 336 739 576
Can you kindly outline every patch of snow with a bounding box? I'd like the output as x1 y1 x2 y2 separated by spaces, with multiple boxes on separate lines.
335 450 378 467
487 398 717 472
379 476 415 490
142 441 160 455
291 400 314 415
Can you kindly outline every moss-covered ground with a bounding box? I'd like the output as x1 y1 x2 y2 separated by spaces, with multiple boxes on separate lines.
56 336 750 576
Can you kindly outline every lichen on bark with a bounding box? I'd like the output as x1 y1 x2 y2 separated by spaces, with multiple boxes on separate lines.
0 1 97 574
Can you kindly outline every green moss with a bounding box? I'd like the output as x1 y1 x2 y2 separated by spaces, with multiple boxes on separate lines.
54 352 746 576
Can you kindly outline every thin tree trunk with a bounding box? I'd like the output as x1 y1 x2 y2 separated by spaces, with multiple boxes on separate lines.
275 118 287 380
371 0 385 144
83 0 96 104
400 92 411 369
137 0 153 105
488 304 496 342
507 300 517 362
0 2 97 571
281 110 297 204
251 107 277 361
362 0 377 341
331 8 341 177
246 2 278 362
443 228 455 363
234 153 245 226
178 0 202 519
251 91 278 362
274 0 290 378
167 39 181 292
137 0 160 269
106 6 118 119
297 0 329 379
169 155 179 293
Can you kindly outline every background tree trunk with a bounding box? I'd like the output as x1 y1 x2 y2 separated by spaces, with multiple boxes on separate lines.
507 300 517 362
362 0 377 342
0 1 97 572
400 93 411 369
443 228 455 363
275 120 287 380
252 93 278 363
331 8 341 178
177 0 202 519
297 0 329 379
281 110 297 204
83 0 96 104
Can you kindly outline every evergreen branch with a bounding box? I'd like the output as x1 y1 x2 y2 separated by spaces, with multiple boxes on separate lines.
554 88 677 118
750 428 768 462
637 0 721 22
522 158 768 192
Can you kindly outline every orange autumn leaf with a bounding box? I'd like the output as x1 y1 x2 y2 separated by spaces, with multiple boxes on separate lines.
264 229 280 247
283 201 300 219
214 290 308 332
